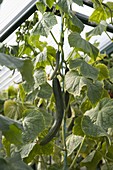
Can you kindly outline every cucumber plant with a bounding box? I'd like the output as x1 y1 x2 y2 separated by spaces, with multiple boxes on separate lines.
0 0 113 170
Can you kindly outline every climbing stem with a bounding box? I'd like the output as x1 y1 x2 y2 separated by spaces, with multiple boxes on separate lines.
59 12 68 170
69 135 86 170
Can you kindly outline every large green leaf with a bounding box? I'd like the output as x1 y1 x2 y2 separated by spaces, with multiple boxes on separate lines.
57 0 71 13
65 70 87 97
66 134 83 156
0 53 23 69
82 98 113 139
38 82 53 99
68 33 99 60
0 53 34 85
34 49 49 68
66 12 84 33
96 63 109 80
82 115 108 138
0 158 14 170
89 7 108 23
4 124 23 145
21 141 53 163
34 69 46 89
0 115 22 131
86 79 103 105
81 150 102 170
65 70 102 104
84 98 113 131
4 100 24 119
86 23 107 40
33 12 57 37
69 58 99 80
46 0 54 8
72 116 84 136
22 108 52 142
20 59 34 85
0 115 23 145
36 1 46 13
6 153 33 170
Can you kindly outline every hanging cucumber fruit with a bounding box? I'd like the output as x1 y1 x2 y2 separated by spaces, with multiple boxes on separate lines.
40 77 64 145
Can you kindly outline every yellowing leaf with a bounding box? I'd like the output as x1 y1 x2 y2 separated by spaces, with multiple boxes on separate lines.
89 7 108 24
96 63 109 80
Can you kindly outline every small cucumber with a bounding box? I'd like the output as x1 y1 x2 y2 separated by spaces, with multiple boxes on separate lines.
65 91 72 118
40 77 64 145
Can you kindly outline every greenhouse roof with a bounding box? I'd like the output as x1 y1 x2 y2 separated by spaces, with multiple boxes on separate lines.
0 0 113 90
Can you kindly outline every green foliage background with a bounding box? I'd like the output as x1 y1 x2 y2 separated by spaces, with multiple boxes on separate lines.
0 0 113 169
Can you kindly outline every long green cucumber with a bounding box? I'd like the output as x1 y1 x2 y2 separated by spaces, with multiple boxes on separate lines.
40 77 64 145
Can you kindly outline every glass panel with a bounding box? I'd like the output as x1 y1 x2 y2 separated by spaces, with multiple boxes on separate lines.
0 0 37 37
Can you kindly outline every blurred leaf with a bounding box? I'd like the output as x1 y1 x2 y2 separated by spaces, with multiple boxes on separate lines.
106 143 113 160
82 115 108 138
22 108 52 142
66 12 84 33
0 158 14 170
36 1 46 13
47 46 56 58
34 49 49 68
69 58 99 80
57 0 71 13
0 115 22 131
4 100 24 119
8 86 17 99
0 53 34 85
65 70 102 104
86 23 107 40
38 82 53 99
82 98 113 140
101 163 113 170
4 124 23 145
7 153 33 170
46 0 54 8
72 116 84 136
0 53 23 69
19 84 26 103
47 164 63 170
89 7 108 23
65 70 87 97
34 69 46 89
86 79 103 105
21 139 53 163
81 150 102 170
96 63 109 80
33 12 57 37
72 0 83 6
109 67 113 83
81 98 92 113
66 134 83 156
0 115 23 145
20 59 34 85
68 33 99 60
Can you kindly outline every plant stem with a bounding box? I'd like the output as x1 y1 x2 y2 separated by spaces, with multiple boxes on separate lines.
105 31 112 41
60 12 68 170
50 30 59 45
69 135 86 170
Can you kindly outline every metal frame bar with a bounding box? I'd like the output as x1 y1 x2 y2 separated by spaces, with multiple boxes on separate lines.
0 1 37 42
